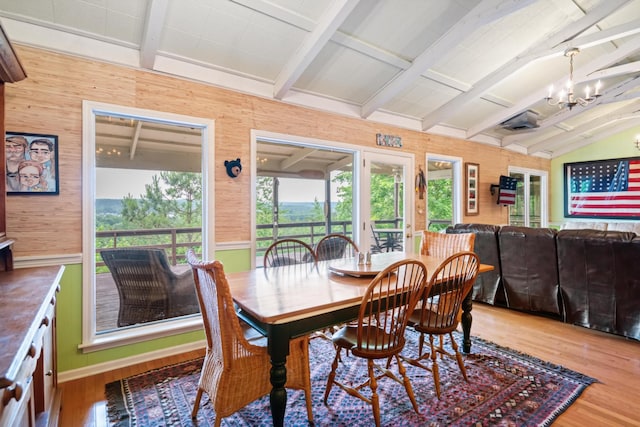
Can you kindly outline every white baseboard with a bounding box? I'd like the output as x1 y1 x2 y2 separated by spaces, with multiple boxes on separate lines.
57 339 206 383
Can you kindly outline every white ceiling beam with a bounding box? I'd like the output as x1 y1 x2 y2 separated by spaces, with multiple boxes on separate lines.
526 102 640 154
130 121 143 160
361 0 536 119
273 0 360 100
588 60 640 80
552 115 640 157
502 37 640 147
421 0 632 133
140 0 169 69
482 34 640 146
326 155 353 173
279 147 316 170
503 74 640 149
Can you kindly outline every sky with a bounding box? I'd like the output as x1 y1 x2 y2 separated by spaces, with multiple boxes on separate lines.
96 169 330 203
96 168 160 199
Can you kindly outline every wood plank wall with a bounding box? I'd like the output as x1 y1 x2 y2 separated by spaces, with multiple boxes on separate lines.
4 46 550 257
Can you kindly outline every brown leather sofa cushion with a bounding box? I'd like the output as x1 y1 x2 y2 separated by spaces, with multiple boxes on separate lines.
498 226 561 316
557 229 639 339
447 223 504 305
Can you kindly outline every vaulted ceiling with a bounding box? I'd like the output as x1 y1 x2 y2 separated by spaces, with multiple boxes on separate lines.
2 0 640 158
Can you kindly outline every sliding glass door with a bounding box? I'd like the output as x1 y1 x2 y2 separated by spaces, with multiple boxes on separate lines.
362 152 413 254
508 167 547 227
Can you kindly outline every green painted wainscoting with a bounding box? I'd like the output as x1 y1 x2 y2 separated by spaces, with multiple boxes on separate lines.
56 249 251 374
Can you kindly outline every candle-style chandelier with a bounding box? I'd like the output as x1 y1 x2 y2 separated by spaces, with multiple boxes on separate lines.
545 48 601 110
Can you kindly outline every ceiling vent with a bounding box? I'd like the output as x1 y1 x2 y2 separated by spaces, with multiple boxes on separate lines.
500 110 539 131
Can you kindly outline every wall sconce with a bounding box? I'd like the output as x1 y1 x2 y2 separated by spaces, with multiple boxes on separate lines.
224 158 242 178
635 135 640 150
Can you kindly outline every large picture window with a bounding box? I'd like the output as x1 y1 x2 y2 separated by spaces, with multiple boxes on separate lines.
82 101 215 351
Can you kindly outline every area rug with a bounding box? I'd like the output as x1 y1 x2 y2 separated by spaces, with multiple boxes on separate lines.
106 330 596 426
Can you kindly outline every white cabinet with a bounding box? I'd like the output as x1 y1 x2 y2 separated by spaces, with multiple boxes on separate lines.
0 266 63 427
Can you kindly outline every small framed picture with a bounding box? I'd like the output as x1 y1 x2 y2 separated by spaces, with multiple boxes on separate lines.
5 131 59 195
465 162 479 216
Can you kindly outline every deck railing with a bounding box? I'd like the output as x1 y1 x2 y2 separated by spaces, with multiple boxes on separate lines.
95 219 405 268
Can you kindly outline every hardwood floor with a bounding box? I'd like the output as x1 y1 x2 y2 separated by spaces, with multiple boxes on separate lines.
57 303 640 426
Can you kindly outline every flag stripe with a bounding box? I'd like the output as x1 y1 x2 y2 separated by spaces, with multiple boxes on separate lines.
568 159 640 217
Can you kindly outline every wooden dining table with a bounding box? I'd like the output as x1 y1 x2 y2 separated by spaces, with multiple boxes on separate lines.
226 251 493 427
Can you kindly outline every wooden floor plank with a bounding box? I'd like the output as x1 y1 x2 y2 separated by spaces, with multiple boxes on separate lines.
57 303 640 426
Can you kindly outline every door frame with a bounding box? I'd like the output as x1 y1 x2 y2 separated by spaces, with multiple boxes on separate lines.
425 153 463 230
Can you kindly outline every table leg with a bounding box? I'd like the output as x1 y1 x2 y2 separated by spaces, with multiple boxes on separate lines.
461 291 473 354
268 328 289 427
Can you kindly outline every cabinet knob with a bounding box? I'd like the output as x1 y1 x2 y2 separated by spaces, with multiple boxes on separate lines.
41 316 50 327
2 382 23 405
28 343 37 358
45 370 53 377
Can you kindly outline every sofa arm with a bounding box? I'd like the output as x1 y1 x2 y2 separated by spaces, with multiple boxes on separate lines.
557 229 637 338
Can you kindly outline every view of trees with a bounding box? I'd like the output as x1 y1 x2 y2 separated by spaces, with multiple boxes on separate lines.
95 171 203 267
427 177 453 231
96 168 440 258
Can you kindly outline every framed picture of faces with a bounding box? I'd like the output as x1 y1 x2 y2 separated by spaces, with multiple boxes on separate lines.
465 162 479 216
5 131 59 195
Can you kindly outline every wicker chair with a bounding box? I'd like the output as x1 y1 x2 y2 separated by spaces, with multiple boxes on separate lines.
100 248 199 327
418 230 476 326
315 233 359 261
402 251 480 399
323 259 430 427
186 250 313 426
263 238 317 267
419 230 475 257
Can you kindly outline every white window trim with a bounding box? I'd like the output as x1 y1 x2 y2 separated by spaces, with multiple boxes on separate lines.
250 130 414 267
508 166 549 227
80 100 215 352
425 153 463 230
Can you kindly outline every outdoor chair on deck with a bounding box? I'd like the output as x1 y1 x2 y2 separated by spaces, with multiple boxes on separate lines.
186 250 313 426
100 248 199 327
315 233 359 261
263 238 317 267
323 259 430 427
402 251 480 398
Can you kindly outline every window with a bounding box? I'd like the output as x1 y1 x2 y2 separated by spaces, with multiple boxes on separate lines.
82 101 215 351
426 154 463 231
508 167 548 227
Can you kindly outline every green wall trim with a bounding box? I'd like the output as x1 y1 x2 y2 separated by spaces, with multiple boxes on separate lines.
57 248 251 372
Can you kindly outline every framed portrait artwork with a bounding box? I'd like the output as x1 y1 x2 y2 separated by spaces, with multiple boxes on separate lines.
5 131 59 195
465 162 479 216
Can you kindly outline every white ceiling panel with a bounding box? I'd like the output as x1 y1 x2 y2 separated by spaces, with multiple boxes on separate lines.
1 0 639 158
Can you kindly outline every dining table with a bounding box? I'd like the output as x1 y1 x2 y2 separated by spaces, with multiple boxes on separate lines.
226 251 494 427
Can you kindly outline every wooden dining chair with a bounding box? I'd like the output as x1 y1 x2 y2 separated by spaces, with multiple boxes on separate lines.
315 233 359 261
323 259 430 427
419 229 475 257
263 238 317 267
419 230 476 327
402 251 480 399
186 250 313 426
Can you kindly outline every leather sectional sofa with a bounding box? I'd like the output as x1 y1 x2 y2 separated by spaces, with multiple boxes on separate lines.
446 223 640 341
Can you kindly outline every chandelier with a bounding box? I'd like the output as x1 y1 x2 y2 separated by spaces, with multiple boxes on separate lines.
545 48 601 110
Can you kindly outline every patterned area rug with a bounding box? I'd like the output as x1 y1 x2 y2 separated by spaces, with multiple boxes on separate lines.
106 330 596 426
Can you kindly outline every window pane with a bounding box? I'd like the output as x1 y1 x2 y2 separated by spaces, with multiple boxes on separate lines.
94 116 203 333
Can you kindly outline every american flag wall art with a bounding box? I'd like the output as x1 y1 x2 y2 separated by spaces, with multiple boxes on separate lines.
565 158 640 218
497 175 517 205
